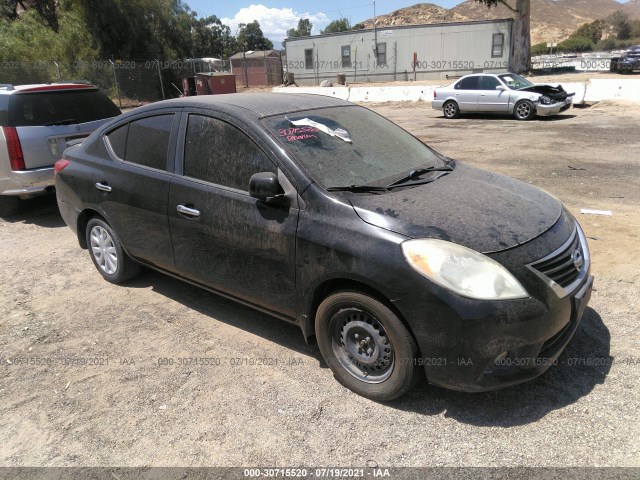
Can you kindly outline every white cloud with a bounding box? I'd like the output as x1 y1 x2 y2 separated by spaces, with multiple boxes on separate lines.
222 4 329 43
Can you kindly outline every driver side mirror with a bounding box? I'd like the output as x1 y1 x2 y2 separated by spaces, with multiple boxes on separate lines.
249 172 285 202
495 85 506 91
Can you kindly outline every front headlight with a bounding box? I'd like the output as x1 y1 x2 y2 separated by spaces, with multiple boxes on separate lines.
401 239 529 300
540 95 552 104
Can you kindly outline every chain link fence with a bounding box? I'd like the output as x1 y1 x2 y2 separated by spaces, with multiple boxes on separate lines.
0 59 232 108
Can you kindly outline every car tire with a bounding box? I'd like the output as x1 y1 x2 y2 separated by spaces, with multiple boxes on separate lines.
315 291 421 401
85 217 140 284
442 101 460 119
0 196 21 217
514 100 535 120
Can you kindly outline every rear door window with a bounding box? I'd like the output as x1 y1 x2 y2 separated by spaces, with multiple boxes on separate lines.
124 115 174 171
455 76 480 90
105 123 128 159
7 90 121 127
183 114 275 191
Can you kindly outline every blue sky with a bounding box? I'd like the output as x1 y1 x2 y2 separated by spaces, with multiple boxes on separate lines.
186 0 631 45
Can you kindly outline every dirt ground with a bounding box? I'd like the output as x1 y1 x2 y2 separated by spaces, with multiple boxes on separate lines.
1 101 639 468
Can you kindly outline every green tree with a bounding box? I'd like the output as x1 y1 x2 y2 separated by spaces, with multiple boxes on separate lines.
530 42 548 56
191 15 236 57
475 0 530 73
287 18 312 38
321 18 350 34
0 2 97 62
574 19 606 44
74 0 194 59
237 20 273 50
1 0 59 31
557 36 593 53
608 10 631 40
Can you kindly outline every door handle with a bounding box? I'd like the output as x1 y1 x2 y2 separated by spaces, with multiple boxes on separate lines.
177 204 200 218
95 182 112 192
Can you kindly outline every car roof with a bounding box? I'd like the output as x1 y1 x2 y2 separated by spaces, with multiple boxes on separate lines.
0 83 98 95
128 93 354 119
456 73 506 79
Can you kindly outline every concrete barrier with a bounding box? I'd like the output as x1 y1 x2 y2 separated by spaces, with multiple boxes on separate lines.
584 79 640 102
273 79 640 105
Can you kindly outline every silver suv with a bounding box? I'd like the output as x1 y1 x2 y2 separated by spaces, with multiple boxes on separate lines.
0 83 121 216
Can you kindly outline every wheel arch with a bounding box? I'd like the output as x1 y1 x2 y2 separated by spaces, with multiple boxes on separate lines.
76 209 105 249
302 277 420 354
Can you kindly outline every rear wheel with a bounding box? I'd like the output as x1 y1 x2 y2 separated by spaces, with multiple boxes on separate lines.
0 196 21 217
85 217 140 284
514 100 535 120
443 100 460 119
315 291 420 401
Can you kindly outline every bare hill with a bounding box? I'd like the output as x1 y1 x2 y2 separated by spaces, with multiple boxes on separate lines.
359 0 640 45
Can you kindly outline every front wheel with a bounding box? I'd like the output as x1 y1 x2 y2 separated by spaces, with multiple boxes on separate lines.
443 100 460 119
514 100 535 120
86 217 140 284
315 291 421 401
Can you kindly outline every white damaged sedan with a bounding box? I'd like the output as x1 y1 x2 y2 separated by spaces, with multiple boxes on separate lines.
432 73 574 120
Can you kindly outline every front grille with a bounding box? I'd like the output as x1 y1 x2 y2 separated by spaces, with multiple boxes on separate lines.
530 229 582 288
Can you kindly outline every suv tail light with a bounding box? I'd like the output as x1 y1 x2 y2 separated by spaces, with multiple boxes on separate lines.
434 90 437 99
54 159 70 176
2 126 26 171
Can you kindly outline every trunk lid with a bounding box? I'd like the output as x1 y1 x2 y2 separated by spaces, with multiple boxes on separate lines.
16 120 109 169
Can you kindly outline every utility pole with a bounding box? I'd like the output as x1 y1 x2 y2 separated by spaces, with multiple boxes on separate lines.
373 0 378 64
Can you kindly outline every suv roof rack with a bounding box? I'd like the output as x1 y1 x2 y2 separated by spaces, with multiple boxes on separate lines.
0 84 15 91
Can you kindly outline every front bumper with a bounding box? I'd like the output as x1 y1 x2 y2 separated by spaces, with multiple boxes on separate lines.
535 101 565 116
618 58 640 70
395 273 593 392
392 218 592 392
0 167 54 197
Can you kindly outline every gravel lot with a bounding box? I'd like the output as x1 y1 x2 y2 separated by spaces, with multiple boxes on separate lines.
1 100 639 468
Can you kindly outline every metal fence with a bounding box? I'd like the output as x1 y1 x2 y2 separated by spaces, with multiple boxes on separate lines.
0 59 232 108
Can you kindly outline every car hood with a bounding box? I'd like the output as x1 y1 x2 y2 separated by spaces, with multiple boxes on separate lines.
517 84 573 100
349 163 562 253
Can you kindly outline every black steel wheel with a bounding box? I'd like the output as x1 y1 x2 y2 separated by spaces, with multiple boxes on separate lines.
315 291 420 401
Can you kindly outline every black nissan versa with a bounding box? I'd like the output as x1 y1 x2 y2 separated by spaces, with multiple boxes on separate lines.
55 93 593 401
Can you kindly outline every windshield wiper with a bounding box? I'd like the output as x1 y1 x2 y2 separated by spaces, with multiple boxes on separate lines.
43 118 77 126
386 165 453 189
326 185 388 193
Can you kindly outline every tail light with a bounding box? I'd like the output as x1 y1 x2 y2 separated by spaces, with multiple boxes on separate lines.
434 90 437 99
2 126 26 171
54 159 70 176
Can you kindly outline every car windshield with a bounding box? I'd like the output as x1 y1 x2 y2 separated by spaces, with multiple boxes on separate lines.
263 106 444 189
6 89 121 127
498 73 534 90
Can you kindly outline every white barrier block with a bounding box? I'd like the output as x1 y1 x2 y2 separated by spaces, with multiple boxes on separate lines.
585 79 640 102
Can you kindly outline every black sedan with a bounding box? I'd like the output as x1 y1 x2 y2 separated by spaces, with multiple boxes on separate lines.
55 93 593 401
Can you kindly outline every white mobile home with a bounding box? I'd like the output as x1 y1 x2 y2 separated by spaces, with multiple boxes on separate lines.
284 19 514 85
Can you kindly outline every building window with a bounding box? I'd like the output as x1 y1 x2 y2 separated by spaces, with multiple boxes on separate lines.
305 49 313 69
376 42 387 65
341 46 351 68
492 33 504 58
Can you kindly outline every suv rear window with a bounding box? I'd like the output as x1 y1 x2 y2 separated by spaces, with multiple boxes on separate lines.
5 89 121 127
0 96 8 126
